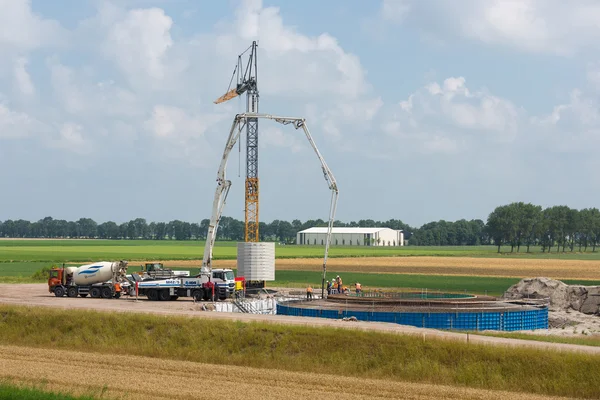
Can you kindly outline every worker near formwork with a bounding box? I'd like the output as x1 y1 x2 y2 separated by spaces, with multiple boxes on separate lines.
326 280 332 295
336 275 343 292
306 285 313 301
355 282 362 294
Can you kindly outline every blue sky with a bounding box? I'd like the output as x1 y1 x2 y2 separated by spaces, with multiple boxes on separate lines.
1 0 599 227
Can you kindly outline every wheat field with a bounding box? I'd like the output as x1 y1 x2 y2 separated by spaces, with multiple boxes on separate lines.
0 345 574 400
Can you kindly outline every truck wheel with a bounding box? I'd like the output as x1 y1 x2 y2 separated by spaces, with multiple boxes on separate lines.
54 286 65 297
67 287 78 298
192 290 203 301
147 289 158 301
158 290 170 301
90 287 101 298
101 287 112 299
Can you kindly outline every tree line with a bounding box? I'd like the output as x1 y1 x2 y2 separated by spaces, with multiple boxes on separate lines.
0 217 410 243
1 203 599 251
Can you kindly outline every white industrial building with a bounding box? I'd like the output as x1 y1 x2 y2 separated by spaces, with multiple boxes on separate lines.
296 227 404 247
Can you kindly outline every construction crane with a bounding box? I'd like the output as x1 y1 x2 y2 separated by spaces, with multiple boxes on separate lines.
201 113 339 299
214 41 260 244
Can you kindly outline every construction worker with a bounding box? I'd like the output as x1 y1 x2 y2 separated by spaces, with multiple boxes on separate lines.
355 282 362 294
326 280 332 295
337 275 343 292
306 285 313 301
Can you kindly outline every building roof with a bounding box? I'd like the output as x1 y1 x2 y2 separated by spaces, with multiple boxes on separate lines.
297 227 402 234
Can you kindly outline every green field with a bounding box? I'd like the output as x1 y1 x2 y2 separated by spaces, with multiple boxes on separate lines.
1 240 599 263
0 383 96 400
2 239 600 293
1 305 598 399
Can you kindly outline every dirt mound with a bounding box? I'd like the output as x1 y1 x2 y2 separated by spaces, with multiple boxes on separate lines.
504 277 600 314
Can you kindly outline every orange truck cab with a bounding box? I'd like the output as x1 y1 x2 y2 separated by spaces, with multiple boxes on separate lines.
48 267 65 292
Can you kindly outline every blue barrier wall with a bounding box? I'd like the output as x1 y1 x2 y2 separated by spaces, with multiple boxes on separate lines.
276 303 548 331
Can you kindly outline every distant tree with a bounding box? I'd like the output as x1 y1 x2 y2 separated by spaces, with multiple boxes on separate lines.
77 218 98 238
155 222 167 240
486 205 512 253
98 221 119 239
521 203 542 253
590 208 600 252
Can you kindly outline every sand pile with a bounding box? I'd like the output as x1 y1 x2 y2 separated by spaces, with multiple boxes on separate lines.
504 277 600 314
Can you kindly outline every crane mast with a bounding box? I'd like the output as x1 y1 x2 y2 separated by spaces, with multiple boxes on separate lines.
214 41 260 243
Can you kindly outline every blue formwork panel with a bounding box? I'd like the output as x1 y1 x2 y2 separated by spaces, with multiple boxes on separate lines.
348 311 371 321
277 303 548 332
321 310 338 320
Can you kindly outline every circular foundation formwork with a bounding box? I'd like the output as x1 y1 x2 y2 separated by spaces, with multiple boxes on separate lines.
277 291 548 331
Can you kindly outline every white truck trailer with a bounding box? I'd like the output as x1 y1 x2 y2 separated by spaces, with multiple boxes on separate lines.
135 268 235 301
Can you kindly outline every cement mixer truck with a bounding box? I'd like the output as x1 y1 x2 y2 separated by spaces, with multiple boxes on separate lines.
48 261 131 299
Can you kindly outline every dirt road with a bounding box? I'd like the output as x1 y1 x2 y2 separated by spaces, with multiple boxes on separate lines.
159 256 600 280
0 345 573 399
1 284 599 355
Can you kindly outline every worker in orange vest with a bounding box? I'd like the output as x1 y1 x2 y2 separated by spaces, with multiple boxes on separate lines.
355 282 362 294
306 285 313 301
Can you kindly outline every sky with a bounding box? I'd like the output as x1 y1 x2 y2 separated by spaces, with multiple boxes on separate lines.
1 0 599 228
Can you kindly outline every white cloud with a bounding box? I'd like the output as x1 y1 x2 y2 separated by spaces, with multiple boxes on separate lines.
386 76 520 153
423 135 459 154
0 0 64 50
531 90 600 153
587 62 600 90
146 105 225 166
381 0 411 22
49 123 91 154
261 126 304 153
48 60 85 115
104 7 174 83
0 103 37 138
380 0 600 56
13 57 34 96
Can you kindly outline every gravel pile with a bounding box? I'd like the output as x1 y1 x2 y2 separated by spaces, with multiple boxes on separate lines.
503 277 600 314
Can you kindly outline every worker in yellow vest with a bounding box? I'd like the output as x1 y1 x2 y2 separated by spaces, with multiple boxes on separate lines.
306 285 313 301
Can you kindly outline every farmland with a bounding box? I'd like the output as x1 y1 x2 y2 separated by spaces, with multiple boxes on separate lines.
1 237 600 399
2 239 600 263
2 239 600 295
0 305 599 399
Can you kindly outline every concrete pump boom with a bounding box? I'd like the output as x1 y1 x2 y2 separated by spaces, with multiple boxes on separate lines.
201 113 339 298
200 117 244 275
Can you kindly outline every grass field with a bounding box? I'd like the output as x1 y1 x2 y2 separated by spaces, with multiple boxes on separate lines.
0 383 96 400
1 239 600 263
478 332 600 347
0 305 598 399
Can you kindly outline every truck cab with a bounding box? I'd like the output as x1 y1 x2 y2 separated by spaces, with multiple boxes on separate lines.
211 269 236 298
48 267 64 292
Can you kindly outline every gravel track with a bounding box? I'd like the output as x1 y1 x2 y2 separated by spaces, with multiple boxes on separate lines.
1 284 599 355
0 345 574 400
